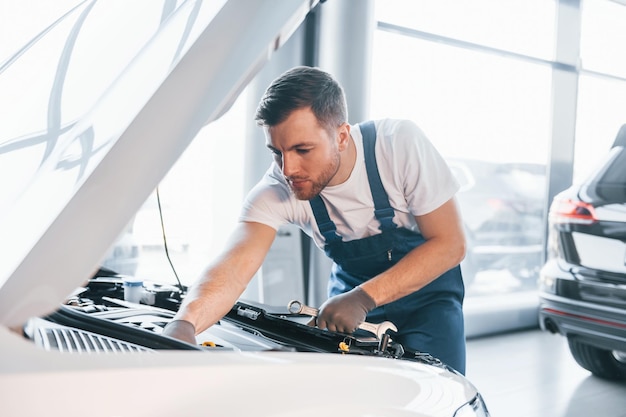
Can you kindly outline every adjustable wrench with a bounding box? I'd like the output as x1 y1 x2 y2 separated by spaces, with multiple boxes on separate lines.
287 300 398 340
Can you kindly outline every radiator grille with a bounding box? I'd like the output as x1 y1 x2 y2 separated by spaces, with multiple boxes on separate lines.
29 319 153 354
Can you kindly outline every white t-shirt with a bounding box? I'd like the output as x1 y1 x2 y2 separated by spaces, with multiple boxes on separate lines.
239 118 459 250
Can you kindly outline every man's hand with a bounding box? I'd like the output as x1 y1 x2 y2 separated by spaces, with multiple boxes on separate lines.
162 319 197 345
317 286 377 334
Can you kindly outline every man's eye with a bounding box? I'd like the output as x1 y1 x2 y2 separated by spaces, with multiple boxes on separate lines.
296 148 311 154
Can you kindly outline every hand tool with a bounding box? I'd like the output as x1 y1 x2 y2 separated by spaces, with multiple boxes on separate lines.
287 299 398 340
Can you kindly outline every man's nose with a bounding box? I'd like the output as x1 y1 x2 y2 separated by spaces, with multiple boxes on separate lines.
281 153 298 176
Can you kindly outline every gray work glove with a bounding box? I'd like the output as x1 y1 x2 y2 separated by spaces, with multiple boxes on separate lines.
162 319 197 345
317 286 377 334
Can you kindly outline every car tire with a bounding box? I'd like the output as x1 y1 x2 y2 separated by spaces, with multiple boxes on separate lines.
567 337 626 380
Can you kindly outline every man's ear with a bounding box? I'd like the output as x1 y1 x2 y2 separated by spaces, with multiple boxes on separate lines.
337 122 351 151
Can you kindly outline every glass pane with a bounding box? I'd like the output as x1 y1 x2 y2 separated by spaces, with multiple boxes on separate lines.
375 0 557 60
580 0 626 78
370 31 552 164
103 88 248 285
574 74 626 183
370 30 551 296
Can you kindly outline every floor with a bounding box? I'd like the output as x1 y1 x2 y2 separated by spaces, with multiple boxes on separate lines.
465 328 626 417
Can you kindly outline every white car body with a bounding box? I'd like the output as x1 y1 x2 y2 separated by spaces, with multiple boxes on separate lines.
0 1 489 416
2 323 479 416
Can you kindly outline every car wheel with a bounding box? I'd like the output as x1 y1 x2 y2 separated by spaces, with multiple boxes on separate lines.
567 337 626 380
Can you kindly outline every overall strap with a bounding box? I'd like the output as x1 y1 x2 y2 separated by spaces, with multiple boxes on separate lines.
310 195 342 243
309 120 397 244
360 121 397 231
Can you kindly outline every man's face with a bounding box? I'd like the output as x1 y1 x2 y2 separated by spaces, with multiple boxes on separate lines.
266 107 349 200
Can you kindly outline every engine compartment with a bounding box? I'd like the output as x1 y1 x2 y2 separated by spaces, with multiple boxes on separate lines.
22 269 448 371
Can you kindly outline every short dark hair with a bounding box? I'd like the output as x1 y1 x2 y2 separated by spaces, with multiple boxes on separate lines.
255 66 348 132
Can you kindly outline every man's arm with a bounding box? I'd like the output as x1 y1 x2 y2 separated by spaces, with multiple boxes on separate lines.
166 221 276 341
360 197 466 305
316 197 466 334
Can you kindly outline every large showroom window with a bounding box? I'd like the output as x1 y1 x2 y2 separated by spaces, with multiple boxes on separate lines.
127 94 248 286
575 0 626 183
370 0 555 307
370 0 626 335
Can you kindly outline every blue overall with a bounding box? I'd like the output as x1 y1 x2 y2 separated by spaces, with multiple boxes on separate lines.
309 121 466 374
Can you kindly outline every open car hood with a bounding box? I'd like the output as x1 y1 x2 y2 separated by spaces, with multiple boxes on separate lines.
0 0 318 328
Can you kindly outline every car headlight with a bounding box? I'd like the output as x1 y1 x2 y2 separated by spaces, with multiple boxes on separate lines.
454 393 490 417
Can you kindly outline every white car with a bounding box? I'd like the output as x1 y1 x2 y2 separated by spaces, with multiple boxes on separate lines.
0 1 490 416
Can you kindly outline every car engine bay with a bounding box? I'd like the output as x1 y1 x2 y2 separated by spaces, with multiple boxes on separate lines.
22 269 448 371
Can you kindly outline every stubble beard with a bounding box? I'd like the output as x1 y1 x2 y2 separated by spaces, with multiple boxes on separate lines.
289 152 341 201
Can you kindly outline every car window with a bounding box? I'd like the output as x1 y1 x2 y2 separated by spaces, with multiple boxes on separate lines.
595 148 626 202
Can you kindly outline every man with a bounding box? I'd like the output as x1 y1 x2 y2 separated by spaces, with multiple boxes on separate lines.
164 66 467 374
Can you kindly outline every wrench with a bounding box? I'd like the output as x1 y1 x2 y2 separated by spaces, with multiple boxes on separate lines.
288 300 319 317
287 300 398 340
356 320 398 340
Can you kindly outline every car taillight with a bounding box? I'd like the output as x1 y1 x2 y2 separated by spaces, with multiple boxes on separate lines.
548 197 597 225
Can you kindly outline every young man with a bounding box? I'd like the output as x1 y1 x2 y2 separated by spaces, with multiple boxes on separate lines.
164 66 467 374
